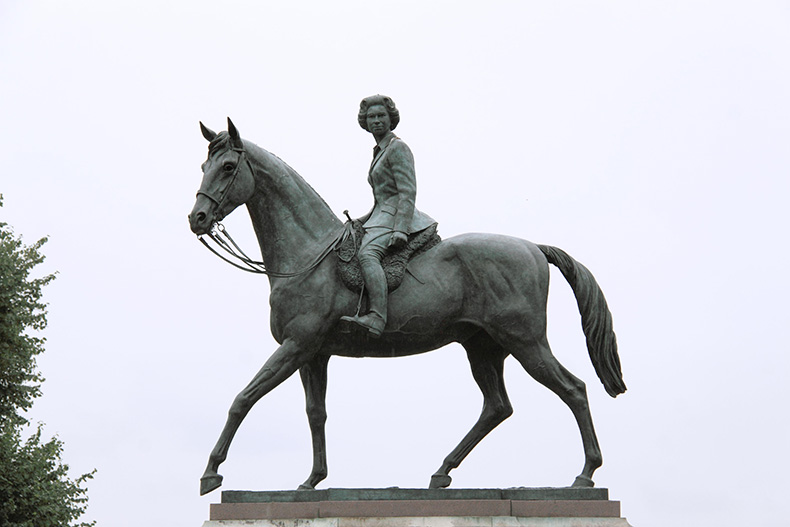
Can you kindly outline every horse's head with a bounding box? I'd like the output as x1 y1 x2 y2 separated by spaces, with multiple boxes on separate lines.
189 118 256 235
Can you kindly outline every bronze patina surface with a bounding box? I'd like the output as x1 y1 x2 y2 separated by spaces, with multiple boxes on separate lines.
188 105 625 497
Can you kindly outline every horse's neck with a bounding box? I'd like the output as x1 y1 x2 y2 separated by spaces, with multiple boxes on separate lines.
244 142 342 272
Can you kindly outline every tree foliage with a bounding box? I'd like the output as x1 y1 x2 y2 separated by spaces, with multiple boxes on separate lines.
0 424 94 527
0 195 94 526
0 205 54 428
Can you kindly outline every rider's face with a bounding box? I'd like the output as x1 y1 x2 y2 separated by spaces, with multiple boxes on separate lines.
366 105 391 136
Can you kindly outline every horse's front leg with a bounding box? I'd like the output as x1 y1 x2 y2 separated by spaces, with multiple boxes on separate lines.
200 338 313 495
297 354 330 490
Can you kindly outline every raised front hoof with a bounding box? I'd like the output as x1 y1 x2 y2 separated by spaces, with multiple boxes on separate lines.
200 473 223 495
571 475 595 488
429 473 452 489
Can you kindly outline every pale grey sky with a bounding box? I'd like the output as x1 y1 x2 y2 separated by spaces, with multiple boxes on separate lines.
2 1 789 526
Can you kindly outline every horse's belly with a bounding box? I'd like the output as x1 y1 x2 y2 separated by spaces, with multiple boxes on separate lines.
322 322 477 358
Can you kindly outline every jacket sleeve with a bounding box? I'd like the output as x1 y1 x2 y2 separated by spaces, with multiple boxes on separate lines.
387 140 417 233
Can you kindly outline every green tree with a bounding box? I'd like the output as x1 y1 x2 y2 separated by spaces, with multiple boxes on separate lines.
0 195 94 527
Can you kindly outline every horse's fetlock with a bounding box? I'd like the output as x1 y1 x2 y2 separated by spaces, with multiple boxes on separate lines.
442 458 459 471
588 451 603 469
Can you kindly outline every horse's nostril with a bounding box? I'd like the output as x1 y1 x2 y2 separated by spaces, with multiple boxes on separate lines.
197 212 207 223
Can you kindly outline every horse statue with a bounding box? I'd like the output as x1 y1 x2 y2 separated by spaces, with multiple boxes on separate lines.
188 118 626 496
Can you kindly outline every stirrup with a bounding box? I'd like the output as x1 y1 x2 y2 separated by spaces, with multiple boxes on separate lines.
340 313 385 338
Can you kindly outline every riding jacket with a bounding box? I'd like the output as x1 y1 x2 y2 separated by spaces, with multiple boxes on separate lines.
358 131 435 234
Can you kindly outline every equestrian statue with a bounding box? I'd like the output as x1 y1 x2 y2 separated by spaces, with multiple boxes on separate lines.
188 95 626 496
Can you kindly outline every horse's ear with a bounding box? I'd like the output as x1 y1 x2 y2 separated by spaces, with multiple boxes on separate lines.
227 117 243 149
200 122 217 142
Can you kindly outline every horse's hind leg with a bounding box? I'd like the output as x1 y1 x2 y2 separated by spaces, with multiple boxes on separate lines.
429 332 512 489
509 338 602 487
297 354 330 490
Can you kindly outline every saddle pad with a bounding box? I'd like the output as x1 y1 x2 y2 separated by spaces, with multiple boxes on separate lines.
336 221 441 293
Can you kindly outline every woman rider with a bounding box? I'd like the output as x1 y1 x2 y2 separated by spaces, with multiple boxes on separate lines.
340 95 436 337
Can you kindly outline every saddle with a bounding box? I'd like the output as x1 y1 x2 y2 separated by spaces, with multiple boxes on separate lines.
335 221 441 293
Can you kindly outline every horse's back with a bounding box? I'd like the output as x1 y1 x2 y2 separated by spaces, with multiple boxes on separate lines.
444 232 545 257
411 232 549 283
385 232 550 335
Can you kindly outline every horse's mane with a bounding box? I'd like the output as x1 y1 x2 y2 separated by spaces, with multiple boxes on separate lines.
246 139 337 220
206 131 339 225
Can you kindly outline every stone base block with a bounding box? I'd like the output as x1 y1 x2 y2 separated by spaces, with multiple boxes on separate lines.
201 488 632 527
202 518 632 527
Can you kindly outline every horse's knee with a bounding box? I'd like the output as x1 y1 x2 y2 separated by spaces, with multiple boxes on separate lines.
229 394 252 418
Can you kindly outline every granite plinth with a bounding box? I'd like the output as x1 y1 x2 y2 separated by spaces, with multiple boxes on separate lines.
201 518 632 526
202 488 632 526
221 487 609 503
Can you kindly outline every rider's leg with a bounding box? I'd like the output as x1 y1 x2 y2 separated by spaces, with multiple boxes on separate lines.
358 254 387 323
340 231 389 337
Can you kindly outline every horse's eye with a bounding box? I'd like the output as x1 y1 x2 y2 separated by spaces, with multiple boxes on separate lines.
223 163 234 172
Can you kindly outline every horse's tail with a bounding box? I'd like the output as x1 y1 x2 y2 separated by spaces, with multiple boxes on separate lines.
538 244 626 397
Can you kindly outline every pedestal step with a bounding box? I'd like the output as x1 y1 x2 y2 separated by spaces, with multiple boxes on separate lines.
202 518 632 527
201 488 633 527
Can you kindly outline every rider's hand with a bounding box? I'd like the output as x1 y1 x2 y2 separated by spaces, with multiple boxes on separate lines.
388 231 408 249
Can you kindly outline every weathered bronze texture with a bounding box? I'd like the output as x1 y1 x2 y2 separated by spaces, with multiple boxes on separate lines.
188 113 625 497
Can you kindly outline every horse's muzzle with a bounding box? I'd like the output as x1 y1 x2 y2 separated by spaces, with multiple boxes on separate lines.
189 196 214 235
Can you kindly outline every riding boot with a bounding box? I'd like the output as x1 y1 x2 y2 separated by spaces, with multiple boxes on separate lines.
341 258 387 337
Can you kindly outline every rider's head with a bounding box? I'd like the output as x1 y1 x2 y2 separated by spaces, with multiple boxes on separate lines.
358 95 400 132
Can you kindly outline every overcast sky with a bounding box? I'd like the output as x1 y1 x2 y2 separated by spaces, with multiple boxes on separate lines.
2 2 789 526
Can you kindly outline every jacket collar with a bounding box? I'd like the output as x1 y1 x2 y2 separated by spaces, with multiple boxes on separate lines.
370 131 397 171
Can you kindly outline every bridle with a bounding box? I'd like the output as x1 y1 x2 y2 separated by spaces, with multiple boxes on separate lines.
196 146 252 217
195 146 347 277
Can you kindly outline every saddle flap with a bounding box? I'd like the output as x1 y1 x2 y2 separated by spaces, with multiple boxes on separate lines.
335 221 441 292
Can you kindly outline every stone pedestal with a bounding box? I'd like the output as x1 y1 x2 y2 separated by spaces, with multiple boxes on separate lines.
201 488 633 526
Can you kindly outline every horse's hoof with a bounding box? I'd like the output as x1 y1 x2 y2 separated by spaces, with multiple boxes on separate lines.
571 475 594 488
429 473 452 489
297 483 314 491
200 473 223 495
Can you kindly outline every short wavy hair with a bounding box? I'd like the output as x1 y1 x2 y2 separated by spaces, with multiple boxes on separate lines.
358 94 400 132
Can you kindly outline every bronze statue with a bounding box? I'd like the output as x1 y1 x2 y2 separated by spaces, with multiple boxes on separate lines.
189 110 626 497
340 95 435 337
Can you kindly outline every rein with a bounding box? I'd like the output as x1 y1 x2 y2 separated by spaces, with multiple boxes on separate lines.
198 223 346 277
